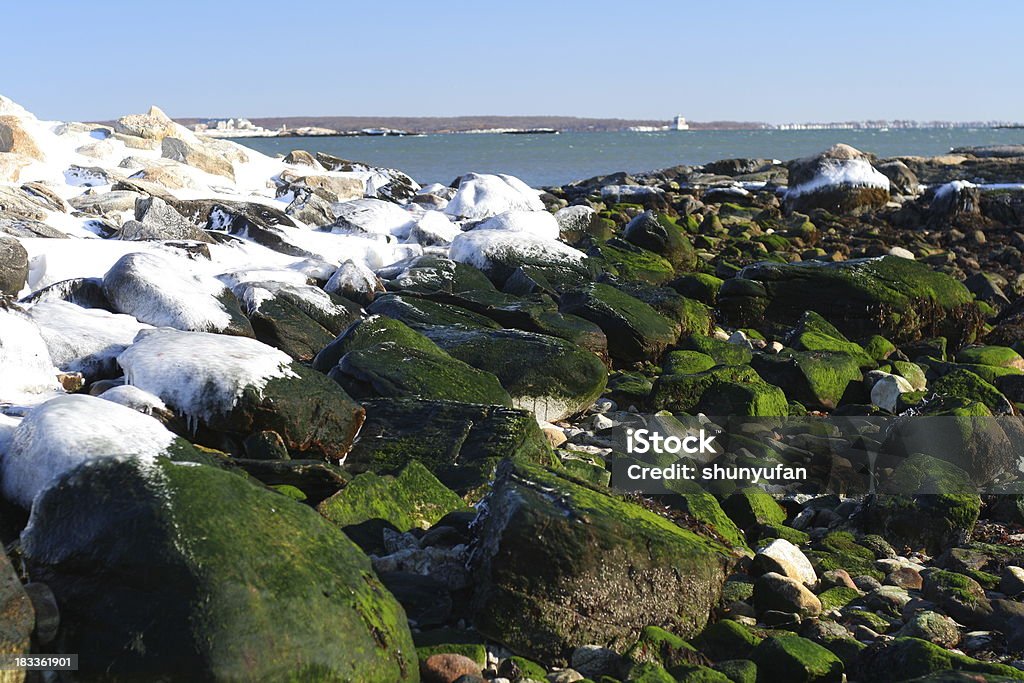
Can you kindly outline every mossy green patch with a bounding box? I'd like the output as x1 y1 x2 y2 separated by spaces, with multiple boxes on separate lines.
751 634 843 683
662 350 717 375
317 460 467 532
650 365 789 417
818 586 860 612
677 335 753 366
693 620 762 661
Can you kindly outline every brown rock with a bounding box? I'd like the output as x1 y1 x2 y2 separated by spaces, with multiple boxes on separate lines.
0 116 43 161
421 653 482 683
886 566 923 590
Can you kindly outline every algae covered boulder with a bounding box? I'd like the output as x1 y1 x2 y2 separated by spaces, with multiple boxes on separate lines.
622 211 698 272
751 634 843 683
421 326 608 422
718 256 983 347
344 398 554 493
650 365 789 416
860 453 981 554
316 316 513 407
851 637 1024 682
22 457 418 682
469 460 735 663
317 459 466 532
560 283 680 363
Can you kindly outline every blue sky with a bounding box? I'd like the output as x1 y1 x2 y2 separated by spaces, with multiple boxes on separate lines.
5 0 1021 123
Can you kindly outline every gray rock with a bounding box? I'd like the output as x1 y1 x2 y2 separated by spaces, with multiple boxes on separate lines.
0 234 28 295
753 572 822 618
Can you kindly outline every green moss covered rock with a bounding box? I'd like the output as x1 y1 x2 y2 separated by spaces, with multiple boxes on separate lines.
718 256 984 348
650 365 788 416
751 634 843 683
560 283 681 363
470 461 735 663
317 459 466 532
23 458 418 681
851 637 1024 682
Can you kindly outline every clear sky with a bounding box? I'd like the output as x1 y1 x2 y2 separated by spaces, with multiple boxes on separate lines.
5 0 1021 123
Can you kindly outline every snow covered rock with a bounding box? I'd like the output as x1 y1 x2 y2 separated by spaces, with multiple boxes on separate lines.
118 195 214 243
113 105 179 141
471 210 560 240
97 384 168 415
327 198 416 237
162 137 235 180
325 259 386 305
101 251 254 336
444 173 544 219
554 205 598 242
407 210 460 246
0 306 61 404
118 329 364 458
27 300 151 380
449 229 587 284
785 144 890 214
0 394 194 508
233 280 359 361
316 153 420 203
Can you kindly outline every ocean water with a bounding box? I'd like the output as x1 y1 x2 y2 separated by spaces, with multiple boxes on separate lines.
236 128 1024 188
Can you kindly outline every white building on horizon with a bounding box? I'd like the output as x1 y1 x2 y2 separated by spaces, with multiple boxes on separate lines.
673 115 689 131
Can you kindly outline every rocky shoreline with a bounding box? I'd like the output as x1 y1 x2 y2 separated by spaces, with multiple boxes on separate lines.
3 95 1024 681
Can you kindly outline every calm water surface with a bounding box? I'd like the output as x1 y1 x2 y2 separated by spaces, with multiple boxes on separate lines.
237 128 1024 188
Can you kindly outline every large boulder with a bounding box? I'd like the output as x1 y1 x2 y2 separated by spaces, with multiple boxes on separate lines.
0 234 28 295
328 198 417 237
102 251 254 336
27 300 151 380
445 173 544 219
718 255 983 347
650 365 789 416
559 283 680 363
0 394 204 509
420 326 608 422
233 281 358 361
785 144 890 214
0 115 44 160
344 398 554 493
113 105 179 140
622 211 698 272
119 328 364 459
22 457 417 681
161 137 235 180
0 305 61 404
449 229 588 287
469 460 735 663
121 195 214 243
316 316 512 407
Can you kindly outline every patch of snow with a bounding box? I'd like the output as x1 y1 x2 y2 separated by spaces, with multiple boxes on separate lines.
328 198 417 237
472 210 560 240
1 394 175 508
0 308 62 405
407 210 461 246
449 229 585 272
102 251 235 332
118 328 297 425
325 260 380 298
444 173 544 219
787 158 890 198
26 300 151 378
98 384 167 415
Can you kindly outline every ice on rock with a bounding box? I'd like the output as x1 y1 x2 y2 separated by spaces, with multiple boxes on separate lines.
444 173 544 219
327 198 417 237
97 384 167 415
787 158 890 198
118 328 297 425
449 229 586 273
233 279 345 319
1 394 176 508
27 300 151 378
407 210 461 246
325 260 382 299
472 210 560 240
101 251 237 332
0 307 61 405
